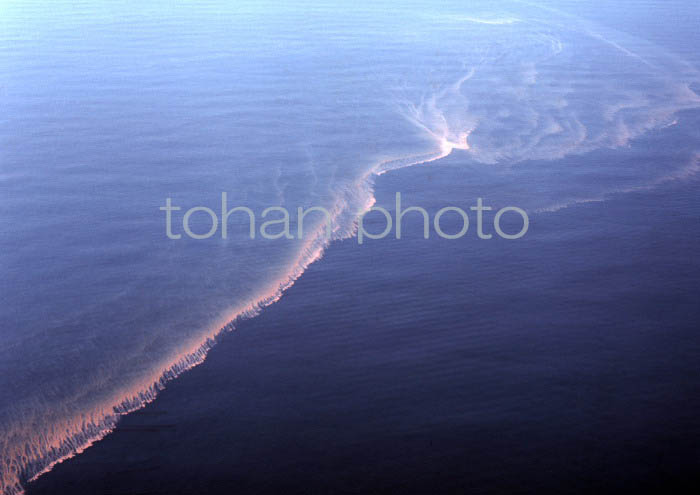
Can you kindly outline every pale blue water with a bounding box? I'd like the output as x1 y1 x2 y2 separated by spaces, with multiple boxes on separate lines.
1 1 699 494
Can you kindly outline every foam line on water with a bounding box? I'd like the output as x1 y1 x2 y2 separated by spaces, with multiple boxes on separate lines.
1 126 461 495
6 4 700 494
534 153 700 214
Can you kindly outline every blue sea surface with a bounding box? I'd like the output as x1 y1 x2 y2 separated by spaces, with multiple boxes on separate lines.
1 1 700 494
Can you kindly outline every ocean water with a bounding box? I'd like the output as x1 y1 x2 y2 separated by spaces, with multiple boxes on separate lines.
27 152 700 495
1 1 699 494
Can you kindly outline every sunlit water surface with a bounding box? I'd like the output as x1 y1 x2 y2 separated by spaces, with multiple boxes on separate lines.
1 1 699 493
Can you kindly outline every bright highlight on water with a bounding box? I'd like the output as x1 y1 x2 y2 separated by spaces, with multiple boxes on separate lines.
1 1 699 494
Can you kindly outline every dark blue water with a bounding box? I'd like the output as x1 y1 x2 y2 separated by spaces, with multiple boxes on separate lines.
2 1 700 494
28 119 700 493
